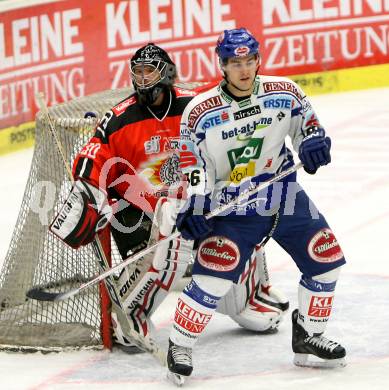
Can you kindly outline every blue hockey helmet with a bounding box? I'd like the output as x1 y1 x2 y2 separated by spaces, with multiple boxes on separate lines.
216 28 259 63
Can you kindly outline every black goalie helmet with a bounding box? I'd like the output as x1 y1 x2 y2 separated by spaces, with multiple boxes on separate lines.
130 43 177 105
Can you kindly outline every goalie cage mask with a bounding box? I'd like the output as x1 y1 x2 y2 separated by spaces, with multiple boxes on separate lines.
130 43 177 106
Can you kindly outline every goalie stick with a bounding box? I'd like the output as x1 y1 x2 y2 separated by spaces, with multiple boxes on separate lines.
32 92 166 366
27 161 303 303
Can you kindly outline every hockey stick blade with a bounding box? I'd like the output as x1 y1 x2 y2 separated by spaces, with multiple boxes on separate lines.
26 287 80 302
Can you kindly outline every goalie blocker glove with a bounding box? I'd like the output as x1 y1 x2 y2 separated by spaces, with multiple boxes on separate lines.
298 126 331 174
50 180 112 248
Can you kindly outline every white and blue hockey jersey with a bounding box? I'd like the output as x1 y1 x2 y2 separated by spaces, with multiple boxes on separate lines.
179 75 324 215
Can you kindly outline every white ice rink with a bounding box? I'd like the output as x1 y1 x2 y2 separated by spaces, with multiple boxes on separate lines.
0 87 388 389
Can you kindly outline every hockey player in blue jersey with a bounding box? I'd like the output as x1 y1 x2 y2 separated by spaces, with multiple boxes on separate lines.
166 28 346 385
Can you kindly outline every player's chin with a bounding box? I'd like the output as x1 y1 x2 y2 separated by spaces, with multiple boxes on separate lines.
238 79 254 90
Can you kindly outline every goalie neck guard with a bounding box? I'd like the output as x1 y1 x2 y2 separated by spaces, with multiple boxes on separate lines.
130 43 177 106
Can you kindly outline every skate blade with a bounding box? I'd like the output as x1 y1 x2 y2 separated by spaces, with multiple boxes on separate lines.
167 370 187 386
294 353 347 368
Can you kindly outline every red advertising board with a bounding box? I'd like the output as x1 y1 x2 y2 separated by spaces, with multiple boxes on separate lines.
1 0 389 132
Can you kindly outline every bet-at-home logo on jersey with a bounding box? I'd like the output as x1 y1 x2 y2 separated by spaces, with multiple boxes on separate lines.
227 138 264 183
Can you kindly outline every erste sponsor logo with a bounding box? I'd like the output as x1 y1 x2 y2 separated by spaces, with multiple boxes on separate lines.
180 143 198 168
201 110 229 130
263 98 291 109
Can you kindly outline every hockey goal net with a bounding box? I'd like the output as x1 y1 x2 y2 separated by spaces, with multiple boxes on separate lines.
0 88 132 352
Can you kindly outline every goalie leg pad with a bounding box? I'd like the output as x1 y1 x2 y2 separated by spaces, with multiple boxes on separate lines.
111 311 145 354
152 197 193 272
218 248 289 332
231 285 289 333
112 197 194 348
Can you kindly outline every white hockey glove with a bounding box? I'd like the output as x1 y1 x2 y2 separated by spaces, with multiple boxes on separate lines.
50 180 112 248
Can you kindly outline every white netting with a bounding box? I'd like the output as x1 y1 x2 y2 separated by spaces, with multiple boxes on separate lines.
0 88 132 351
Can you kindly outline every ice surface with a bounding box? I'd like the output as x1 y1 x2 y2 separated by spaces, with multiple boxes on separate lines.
0 88 388 389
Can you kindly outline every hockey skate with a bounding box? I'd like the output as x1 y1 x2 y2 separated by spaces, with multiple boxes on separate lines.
292 309 346 368
167 339 193 386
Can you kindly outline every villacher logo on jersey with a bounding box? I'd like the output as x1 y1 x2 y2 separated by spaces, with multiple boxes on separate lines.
198 236 240 272
308 228 344 263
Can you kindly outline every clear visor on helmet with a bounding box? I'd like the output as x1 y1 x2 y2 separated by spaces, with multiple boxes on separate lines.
130 60 167 89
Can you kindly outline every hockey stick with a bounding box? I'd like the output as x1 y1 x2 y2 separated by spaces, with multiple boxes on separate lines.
27 161 303 302
31 93 166 366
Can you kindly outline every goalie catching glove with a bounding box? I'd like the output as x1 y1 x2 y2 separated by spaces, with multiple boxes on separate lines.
50 180 112 248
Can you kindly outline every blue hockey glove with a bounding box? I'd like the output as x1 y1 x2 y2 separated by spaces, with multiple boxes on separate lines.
176 195 214 241
298 127 331 174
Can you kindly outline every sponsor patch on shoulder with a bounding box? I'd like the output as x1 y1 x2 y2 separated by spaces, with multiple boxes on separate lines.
112 96 136 116
175 87 198 97
187 96 223 129
198 236 240 272
263 81 303 100
307 228 344 263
